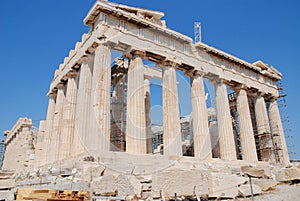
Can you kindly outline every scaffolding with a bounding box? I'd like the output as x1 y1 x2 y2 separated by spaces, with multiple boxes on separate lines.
0 139 5 169
229 92 283 163
277 81 296 159
228 92 242 160
194 22 202 43
248 96 283 164
110 58 128 152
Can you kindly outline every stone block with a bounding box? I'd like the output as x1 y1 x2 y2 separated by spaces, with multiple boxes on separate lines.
0 190 14 201
253 179 278 192
152 169 209 198
0 179 14 189
142 191 152 199
240 166 265 178
82 165 105 183
142 183 151 191
117 175 142 198
92 175 117 196
209 172 247 198
274 167 300 182
238 184 261 196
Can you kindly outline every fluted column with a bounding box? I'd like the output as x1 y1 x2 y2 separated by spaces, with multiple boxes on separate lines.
191 72 211 160
215 80 237 160
73 55 93 156
268 98 290 165
126 55 147 154
44 92 56 164
144 78 152 154
35 120 46 167
111 73 126 151
162 65 182 156
50 82 66 162
254 95 275 162
236 87 258 161
59 71 79 160
89 44 111 156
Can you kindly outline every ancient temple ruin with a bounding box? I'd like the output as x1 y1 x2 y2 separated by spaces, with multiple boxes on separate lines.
1 0 298 200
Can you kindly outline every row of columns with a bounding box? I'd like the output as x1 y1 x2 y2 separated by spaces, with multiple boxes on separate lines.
44 44 112 163
42 43 289 165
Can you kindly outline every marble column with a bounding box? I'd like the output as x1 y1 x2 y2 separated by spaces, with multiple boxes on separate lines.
236 87 258 161
50 82 66 162
191 72 212 160
35 120 46 167
144 78 152 154
254 95 275 162
89 44 111 156
59 71 79 160
111 73 126 151
215 80 237 160
73 55 93 156
162 65 182 156
268 98 290 165
44 92 56 164
126 55 147 154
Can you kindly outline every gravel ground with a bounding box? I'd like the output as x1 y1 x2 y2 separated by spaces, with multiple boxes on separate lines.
254 183 300 201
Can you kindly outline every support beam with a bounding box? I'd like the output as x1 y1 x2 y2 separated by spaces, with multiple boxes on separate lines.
126 55 147 154
236 87 258 161
191 72 212 160
215 80 237 160
162 65 182 157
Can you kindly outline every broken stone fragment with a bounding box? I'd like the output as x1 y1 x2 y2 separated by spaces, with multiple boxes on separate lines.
274 167 300 182
152 169 209 198
253 178 278 192
117 174 142 198
240 165 265 178
238 183 262 197
81 165 105 183
209 172 247 198
91 174 117 196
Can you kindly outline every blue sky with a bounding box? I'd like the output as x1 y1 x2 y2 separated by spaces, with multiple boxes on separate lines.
0 0 299 159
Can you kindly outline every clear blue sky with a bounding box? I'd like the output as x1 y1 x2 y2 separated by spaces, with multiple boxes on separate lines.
0 0 299 159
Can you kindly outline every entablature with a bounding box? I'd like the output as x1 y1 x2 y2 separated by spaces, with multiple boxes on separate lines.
4 117 32 145
49 0 282 97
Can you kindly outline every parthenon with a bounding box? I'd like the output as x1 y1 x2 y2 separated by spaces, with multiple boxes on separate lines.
1 0 298 200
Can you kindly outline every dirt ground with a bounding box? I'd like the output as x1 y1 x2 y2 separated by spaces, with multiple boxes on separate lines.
233 183 300 201
254 183 300 201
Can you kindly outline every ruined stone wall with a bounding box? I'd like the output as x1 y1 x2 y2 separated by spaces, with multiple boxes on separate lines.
2 118 36 172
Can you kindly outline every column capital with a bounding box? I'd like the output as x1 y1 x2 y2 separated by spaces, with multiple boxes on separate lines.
92 38 115 48
193 70 206 78
79 54 93 64
265 95 279 102
67 70 79 79
124 50 145 59
57 82 65 89
131 50 145 59
48 92 57 99
232 84 249 93
156 59 178 69
211 78 229 85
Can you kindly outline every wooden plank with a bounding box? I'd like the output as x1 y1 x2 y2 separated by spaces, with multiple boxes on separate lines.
17 188 90 201
16 188 35 200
